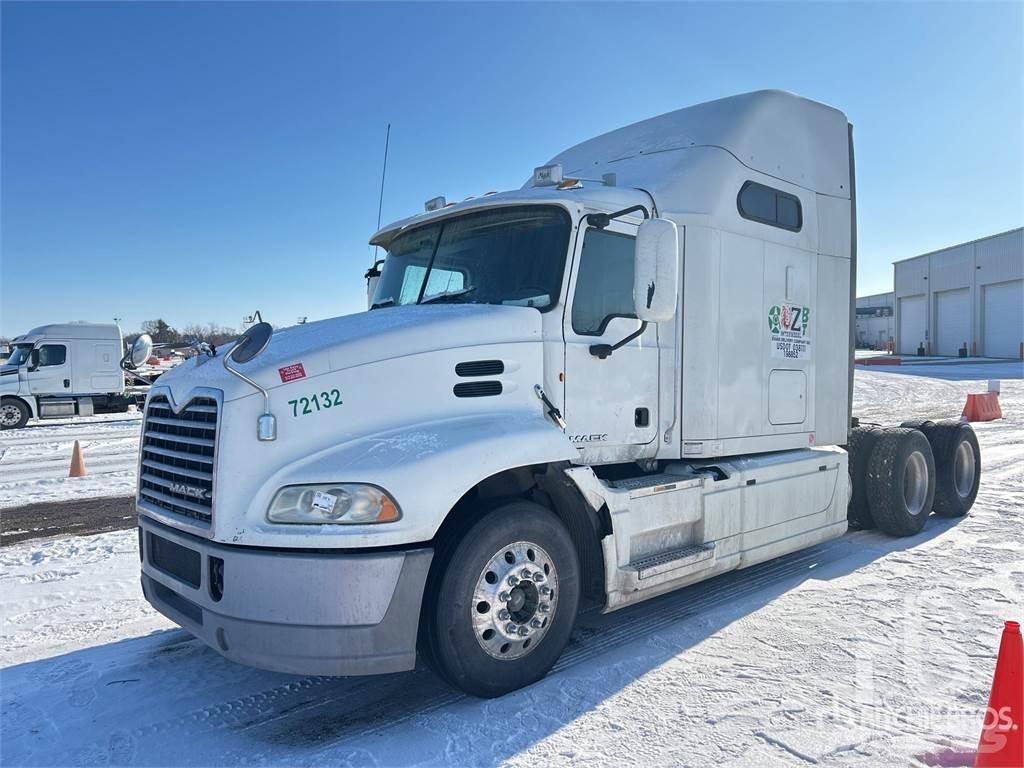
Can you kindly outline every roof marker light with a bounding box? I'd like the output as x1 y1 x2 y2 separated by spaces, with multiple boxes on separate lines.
533 164 563 187
425 196 446 212
557 178 581 190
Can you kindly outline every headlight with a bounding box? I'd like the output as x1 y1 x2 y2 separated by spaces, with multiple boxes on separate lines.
267 484 401 524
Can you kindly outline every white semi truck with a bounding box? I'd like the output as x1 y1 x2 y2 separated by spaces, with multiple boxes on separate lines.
0 323 154 429
136 91 982 697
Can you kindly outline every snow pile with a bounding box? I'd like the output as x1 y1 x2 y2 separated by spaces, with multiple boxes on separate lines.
0 372 1020 766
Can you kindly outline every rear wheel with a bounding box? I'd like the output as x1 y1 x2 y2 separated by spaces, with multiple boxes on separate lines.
422 501 580 698
847 426 882 529
927 421 981 517
900 419 936 431
867 428 936 537
0 398 29 429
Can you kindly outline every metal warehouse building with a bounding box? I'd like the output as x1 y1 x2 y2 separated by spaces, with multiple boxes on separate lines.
894 227 1023 358
855 292 895 350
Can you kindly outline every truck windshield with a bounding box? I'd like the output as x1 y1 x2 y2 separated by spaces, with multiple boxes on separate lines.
6 344 32 367
372 205 571 311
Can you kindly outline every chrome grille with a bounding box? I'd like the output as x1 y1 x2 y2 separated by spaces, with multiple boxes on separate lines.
139 395 218 524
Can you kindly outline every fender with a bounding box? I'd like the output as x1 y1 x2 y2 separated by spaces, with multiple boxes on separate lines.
236 411 578 549
0 393 37 420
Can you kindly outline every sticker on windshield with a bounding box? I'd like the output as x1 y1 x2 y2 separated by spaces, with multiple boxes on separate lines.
768 303 811 360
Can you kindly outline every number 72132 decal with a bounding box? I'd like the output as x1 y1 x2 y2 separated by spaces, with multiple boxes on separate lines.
288 388 343 418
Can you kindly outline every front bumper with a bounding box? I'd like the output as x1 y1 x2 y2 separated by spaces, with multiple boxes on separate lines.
138 515 433 676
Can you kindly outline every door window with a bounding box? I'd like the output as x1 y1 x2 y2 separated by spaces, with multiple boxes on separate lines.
571 229 636 336
38 344 67 367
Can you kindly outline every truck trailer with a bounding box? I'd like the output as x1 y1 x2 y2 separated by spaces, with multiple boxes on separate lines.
0 323 153 429
136 91 982 697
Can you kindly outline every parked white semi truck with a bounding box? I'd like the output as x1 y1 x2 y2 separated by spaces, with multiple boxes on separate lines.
0 323 154 429
137 91 982 697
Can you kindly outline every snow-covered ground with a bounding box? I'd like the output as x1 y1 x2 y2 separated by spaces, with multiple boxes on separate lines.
0 412 141 509
1 370 1021 767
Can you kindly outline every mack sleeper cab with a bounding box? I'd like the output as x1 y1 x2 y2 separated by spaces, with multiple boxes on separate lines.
137 90 981 697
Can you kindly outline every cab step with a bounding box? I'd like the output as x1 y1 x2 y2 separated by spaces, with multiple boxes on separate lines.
625 543 716 580
609 473 694 493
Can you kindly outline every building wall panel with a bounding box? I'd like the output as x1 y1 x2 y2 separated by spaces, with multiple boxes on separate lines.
928 244 974 293
976 229 1024 286
894 228 1022 357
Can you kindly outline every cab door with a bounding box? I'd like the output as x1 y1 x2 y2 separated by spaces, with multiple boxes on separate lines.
27 342 72 395
562 220 659 460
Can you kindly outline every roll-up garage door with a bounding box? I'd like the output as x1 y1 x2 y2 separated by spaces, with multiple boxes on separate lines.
899 295 926 355
983 279 1023 358
935 288 970 356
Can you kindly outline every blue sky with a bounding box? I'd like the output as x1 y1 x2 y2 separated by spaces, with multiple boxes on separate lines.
2 1 1021 336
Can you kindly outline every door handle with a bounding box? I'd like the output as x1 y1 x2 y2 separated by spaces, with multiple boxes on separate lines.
64 379 70 388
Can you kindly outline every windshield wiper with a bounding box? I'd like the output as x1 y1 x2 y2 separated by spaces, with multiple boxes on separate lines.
370 297 395 310
420 286 476 305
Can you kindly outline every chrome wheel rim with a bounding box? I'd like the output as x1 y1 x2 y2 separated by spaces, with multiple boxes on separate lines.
903 450 929 515
471 540 558 660
954 441 976 499
0 404 21 427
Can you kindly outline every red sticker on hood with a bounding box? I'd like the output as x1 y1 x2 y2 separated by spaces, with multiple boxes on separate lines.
278 363 306 383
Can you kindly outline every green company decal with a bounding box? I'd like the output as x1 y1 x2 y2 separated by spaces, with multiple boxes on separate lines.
288 388 343 418
768 303 811 360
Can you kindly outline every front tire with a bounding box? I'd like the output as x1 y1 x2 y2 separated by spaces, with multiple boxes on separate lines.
0 398 30 430
423 501 580 698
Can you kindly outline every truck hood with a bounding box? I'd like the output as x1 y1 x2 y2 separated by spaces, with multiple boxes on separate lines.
0 365 22 392
155 303 544 404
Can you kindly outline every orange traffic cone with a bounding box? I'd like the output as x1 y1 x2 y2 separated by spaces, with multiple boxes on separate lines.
975 621 1023 767
69 440 87 477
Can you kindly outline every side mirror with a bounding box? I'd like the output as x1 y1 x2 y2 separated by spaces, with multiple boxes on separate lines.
120 334 154 371
228 322 273 365
634 218 679 323
365 259 384 310
28 349 40 372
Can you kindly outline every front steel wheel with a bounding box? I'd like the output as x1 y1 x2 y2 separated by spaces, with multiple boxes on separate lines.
0 399 29 429
422 501 580 698
471 540 559 660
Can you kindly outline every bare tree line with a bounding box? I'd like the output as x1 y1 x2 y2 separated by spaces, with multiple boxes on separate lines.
126 319 239 348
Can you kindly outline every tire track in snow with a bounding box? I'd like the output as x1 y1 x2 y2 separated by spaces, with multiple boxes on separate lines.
69 541 847 766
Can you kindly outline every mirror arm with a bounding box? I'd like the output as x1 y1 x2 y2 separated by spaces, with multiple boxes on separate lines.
589 321 648 359
223 349 269 414
586 205 650 229
222 345 277 442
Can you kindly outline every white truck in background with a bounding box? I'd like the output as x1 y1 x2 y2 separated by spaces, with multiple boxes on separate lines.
0 322 154 429
136 91 982 698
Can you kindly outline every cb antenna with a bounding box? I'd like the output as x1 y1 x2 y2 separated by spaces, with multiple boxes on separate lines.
373 123 391 263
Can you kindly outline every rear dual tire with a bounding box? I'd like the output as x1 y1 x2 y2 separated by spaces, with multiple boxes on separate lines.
867 428 936 537
914 420 980 518
847 426 882 529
